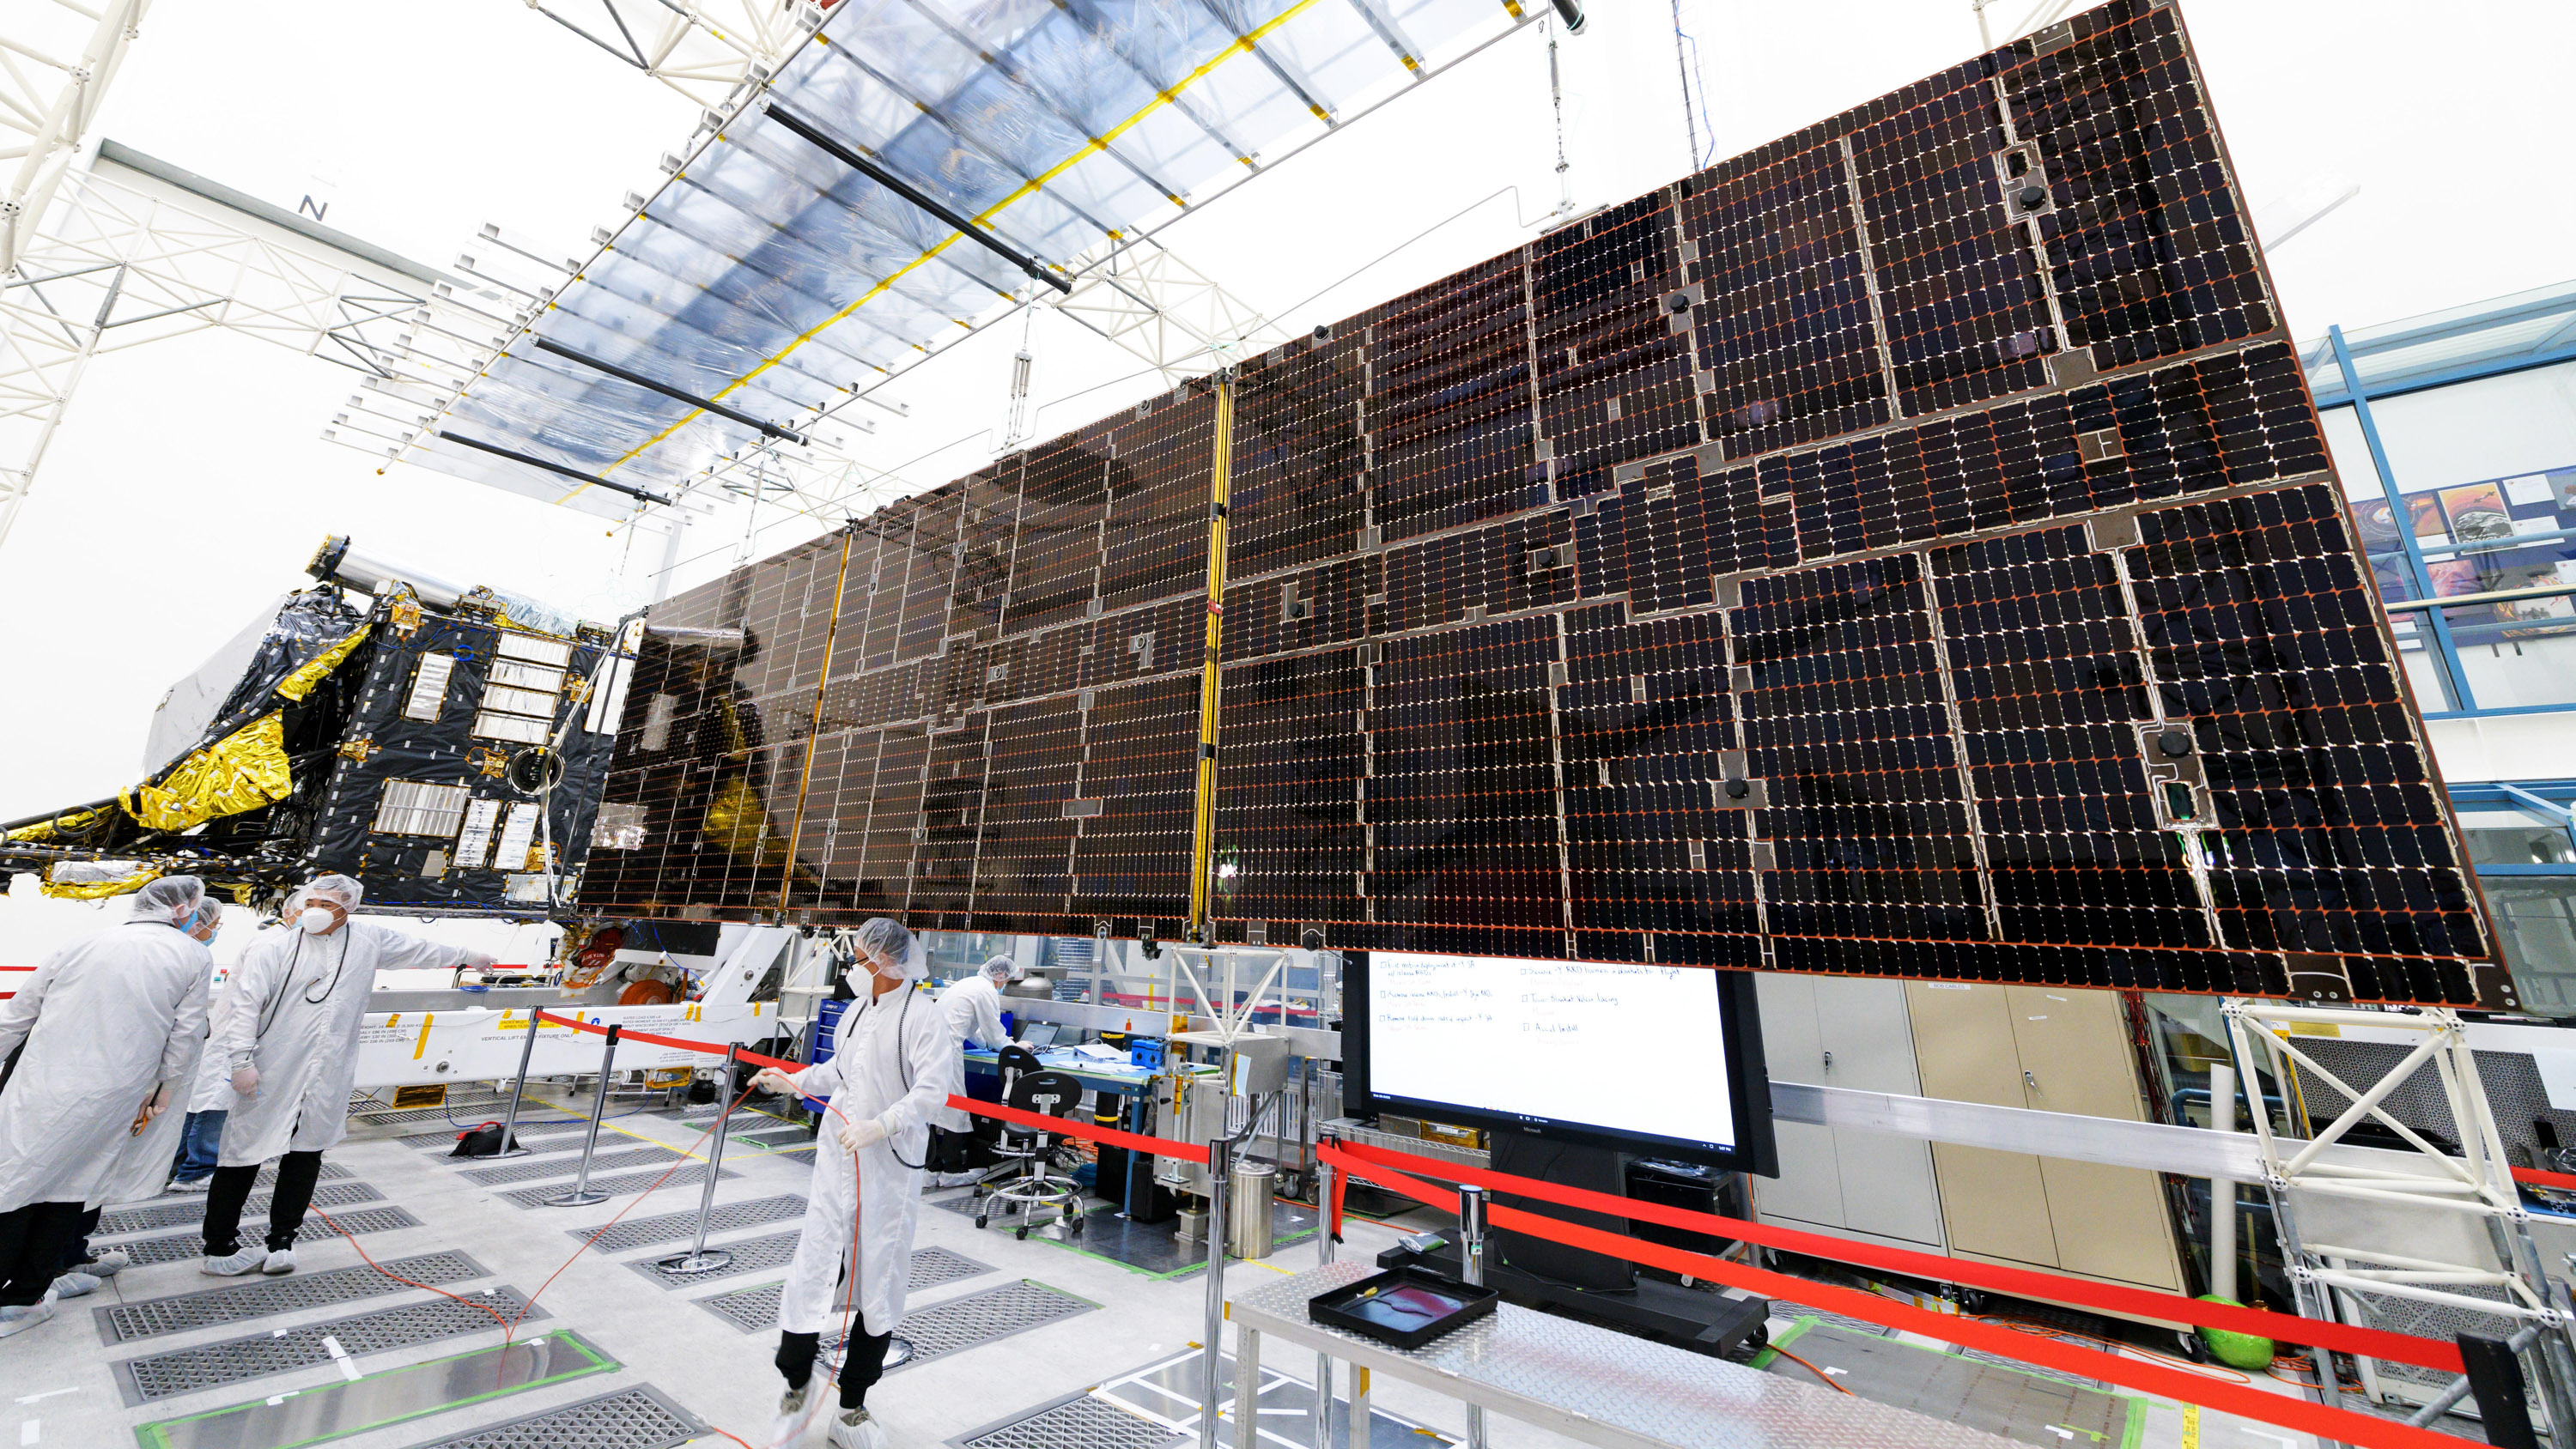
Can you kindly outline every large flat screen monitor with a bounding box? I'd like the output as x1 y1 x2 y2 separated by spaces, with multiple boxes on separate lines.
1344 953 1776 1175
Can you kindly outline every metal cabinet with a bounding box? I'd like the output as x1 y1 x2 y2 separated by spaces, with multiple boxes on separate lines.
1904 982 2184 1294
1750 973 1947 1252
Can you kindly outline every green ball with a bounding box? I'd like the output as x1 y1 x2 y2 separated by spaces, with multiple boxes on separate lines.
2195 1294 2275 1370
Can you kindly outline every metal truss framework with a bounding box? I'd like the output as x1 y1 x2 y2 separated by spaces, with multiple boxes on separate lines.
0 149 519 550
2227 1000 2576 1428
522 0 824 111
481 0 1289 524
0 0 147 275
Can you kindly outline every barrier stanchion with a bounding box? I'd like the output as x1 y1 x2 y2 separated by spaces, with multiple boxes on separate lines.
1456 1184 1489 1449
655 1045 740 1275
492 1009 542 1159
1200 1126 1236 1449
544 1022 620 1208
1309 1140 1334 1449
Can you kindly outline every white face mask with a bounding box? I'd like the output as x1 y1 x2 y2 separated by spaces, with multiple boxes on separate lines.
298 906 337 935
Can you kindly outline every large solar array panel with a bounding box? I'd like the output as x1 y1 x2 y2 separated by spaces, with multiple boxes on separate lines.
583 0 2509 1009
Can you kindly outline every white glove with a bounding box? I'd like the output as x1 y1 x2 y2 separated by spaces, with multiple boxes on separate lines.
144 1082 174 1119
837 1116 887 1153
231 1064 260 1099
461 950 499 970
749 1067 801 1096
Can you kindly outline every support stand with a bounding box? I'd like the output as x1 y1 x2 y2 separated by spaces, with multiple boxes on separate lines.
1310 1142 1335 1449
489 1007 541 1159
655 1045 740 1274
544 1023 620 1208
1457 1185 1490 1449
2227 998 2576 1438
1200 1129 1237 1449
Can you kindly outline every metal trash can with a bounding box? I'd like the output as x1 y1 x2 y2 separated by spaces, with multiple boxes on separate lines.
1227 1161 1277 1259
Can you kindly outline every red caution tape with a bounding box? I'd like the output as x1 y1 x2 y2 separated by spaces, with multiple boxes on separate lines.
1325 1144 2475 1449
1327 1138 2461 1374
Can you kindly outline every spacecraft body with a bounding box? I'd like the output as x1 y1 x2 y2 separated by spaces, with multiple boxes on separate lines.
3 537 633 916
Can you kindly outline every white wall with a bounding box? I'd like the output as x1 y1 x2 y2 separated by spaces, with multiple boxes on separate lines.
2324 361 2576 498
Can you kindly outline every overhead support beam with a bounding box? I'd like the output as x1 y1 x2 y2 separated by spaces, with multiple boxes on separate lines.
531 336 806 443
1340 0 1428 76
896 0 1194 209
1187 0 1337 125
436 429 673 506
761 103 1071 295
1049 0 1261 169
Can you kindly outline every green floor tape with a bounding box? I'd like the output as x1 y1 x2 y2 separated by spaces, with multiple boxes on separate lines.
1756 1317 2145 1449
134 1330 616 1449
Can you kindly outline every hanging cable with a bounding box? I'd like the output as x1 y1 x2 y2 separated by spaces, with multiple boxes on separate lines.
1669 0 1699 173
1545 16 1575 223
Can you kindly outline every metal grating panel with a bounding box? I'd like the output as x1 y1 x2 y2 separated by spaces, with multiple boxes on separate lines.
731 1125 814 1145
570 1194 807 1253
99 1252 486 1343
842 1279 1094 1369
350 1101 559 1127
459 1144 683 1186
629 1229 800 1287
696 1247 998 1331
96 1179 382 1237
1769 1303 1898 1339
405 1119 592 1150
406 1385 705 1449
111 1206 422 1267
961 1394 1179 1449
115 1288 540 1404
496 1164 734 1210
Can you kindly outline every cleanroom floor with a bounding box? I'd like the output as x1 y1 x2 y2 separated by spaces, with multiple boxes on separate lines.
0 1085 2405 1449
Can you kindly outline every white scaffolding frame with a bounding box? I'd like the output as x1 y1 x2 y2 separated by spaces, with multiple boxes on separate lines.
0 145 515 549
2227 998 2576 1430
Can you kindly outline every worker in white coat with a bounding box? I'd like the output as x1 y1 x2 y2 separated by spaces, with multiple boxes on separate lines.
748 918 956 1449
201 874 493 1276
0 877 212 1340
933 954 1018 1134
47 899 228 1304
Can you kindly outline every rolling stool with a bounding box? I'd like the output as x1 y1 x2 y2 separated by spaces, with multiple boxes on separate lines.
974 1068 1085 1240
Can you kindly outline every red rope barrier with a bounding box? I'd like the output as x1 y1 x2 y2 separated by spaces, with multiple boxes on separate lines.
1326 1145 2476 1449
526 1009 1203 1159
1328 1138 2463 1374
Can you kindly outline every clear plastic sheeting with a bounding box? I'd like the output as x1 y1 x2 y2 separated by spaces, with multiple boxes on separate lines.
398 0 1534 517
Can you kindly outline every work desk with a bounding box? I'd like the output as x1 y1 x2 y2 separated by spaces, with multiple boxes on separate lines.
1227 1261 2022 1449
961 1046 1214 1095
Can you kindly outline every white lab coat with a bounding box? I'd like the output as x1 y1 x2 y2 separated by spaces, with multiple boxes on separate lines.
0 921 210 1212
779 981 958 1337
932 976 1007 1132
187 971 250 1115
216 920 467 1166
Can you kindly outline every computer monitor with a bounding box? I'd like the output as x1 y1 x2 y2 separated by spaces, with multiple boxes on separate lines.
1342 953 1776 1175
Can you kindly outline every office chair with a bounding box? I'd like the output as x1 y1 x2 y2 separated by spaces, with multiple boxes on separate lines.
974 1068 1085 1240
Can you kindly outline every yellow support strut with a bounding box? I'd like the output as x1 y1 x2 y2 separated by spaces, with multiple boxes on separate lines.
1187 372 1236 943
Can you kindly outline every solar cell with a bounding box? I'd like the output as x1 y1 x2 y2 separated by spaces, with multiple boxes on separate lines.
586 0 2507 1009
